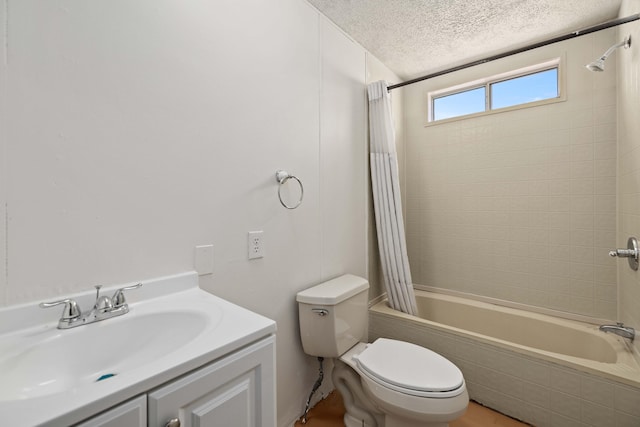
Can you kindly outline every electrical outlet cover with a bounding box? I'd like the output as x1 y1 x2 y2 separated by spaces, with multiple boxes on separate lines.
248 231 264 259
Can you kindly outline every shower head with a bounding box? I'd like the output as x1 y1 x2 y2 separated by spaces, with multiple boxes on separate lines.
586 35 631 72
586 58 606 72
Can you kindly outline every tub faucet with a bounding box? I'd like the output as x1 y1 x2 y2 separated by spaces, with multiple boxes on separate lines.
599 322 635 342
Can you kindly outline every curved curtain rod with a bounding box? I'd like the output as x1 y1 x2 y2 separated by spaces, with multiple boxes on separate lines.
387 13 640 91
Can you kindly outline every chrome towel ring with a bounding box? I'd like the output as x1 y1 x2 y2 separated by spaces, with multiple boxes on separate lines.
275 170 304 209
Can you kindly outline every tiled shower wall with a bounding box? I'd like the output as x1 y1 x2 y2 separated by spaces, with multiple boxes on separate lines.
402 30 618 320
617 0 640 355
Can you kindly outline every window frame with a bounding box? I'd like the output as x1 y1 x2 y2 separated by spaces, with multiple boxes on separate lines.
427 58 563 124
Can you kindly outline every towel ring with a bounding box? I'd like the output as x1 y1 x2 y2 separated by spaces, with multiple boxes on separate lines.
275 170 304 209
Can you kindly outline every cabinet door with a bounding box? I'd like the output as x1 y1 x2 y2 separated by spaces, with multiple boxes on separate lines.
148 335 275 427
75 395 146 427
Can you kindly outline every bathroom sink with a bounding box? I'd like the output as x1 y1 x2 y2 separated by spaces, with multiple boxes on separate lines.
0 310 210 401
0 272 276 427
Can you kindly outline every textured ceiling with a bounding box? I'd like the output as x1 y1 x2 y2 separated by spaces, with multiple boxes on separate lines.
307 0 623 79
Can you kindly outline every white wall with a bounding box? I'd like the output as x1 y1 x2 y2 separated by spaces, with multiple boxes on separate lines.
617 0 640 354
402 30 618 320
0 1 393 425
0 0 7 307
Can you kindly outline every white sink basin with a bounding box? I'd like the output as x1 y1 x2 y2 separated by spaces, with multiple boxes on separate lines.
0 310 210 401
0 272 276 427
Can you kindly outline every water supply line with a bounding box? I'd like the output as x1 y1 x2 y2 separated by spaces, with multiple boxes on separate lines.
300 357 324 424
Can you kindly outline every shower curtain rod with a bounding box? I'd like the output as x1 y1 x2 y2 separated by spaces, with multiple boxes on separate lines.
387 13 640 91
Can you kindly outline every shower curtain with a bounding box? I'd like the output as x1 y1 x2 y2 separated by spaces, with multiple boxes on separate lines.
368 81 417 315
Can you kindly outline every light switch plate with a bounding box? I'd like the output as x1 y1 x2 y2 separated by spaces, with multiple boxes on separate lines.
195 244 214 275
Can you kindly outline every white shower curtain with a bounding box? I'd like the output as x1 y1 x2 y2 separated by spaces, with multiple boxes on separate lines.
368 81 417 315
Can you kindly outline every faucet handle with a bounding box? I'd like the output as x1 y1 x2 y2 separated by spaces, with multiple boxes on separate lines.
112 282 142 308
39 299 81 320
93 285 114 311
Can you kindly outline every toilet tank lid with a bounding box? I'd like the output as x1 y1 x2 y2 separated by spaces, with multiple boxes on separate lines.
296 274 369 305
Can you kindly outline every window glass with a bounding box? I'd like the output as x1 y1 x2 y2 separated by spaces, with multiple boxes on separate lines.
433 87 485 121
490 68 558 110
429 61 561 122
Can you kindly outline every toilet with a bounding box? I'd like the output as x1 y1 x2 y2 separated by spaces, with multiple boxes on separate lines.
297 274 468 427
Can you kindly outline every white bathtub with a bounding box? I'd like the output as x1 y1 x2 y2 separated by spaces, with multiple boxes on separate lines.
369 290 640 426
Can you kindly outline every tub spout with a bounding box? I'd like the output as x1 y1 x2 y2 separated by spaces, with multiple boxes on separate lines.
599 322 635 342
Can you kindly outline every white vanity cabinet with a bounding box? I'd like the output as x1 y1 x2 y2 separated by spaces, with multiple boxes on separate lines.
76 335 275 427
76 335 276 427
148 335 276 427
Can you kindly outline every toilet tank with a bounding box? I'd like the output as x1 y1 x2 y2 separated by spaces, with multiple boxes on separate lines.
296 274 369 358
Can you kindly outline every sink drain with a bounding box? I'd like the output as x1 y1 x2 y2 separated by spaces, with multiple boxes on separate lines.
96 373 117 382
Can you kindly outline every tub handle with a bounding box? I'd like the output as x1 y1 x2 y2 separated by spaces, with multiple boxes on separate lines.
609 237 639 271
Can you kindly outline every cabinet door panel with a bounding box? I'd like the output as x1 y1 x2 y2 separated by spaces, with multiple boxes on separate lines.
191 376 252 427
148 336 275 427
75 395 146 427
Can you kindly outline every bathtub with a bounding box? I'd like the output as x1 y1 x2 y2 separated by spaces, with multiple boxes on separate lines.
369 290 640 427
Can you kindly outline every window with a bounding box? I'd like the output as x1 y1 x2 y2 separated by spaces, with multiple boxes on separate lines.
491 68 558 110
428 59 561 122
433 87 485 121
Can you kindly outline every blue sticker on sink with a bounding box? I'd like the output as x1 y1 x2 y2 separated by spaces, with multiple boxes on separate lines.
96 373 116 382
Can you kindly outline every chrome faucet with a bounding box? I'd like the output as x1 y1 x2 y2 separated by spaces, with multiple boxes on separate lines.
599 322 635 342
39 283 142 329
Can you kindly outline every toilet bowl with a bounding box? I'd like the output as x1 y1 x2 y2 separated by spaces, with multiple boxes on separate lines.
297 275 468 427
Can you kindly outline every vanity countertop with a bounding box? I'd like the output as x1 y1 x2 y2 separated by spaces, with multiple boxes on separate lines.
0 271 276 427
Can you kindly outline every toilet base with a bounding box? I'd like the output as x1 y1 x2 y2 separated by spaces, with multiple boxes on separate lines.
385 415 448 427
333 358 383 426
333 352 466 427
344 413 375 427
344 412 449 427
342 401 451 427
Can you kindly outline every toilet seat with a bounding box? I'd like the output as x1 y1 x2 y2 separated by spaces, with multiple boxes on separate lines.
353 338 465 398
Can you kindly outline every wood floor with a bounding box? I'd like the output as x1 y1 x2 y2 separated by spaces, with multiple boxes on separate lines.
294 391 529 427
